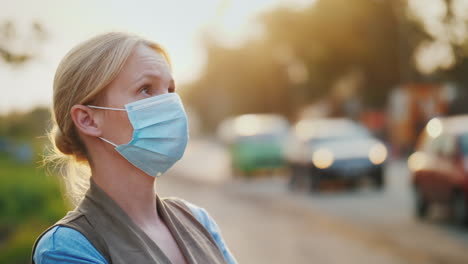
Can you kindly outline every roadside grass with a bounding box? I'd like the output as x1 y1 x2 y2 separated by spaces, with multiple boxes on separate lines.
0 154 67 264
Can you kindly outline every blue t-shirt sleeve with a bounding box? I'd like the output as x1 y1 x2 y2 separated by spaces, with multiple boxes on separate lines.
182 200 238 264
34 225 108 264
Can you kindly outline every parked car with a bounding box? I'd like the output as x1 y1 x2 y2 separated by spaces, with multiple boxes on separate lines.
408 116 468 226
217 114 289 176
285 118 387 191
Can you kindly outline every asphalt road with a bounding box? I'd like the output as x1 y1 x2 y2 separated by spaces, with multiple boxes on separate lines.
226 160 468 264
157 140 468 264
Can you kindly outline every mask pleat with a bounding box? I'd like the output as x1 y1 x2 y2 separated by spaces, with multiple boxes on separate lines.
134 118 187 139
129 106 185 130
124 138 184 160
132 115 186 131
116 145 177 176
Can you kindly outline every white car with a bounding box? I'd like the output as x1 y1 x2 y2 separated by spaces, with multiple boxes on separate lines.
285 118 387 191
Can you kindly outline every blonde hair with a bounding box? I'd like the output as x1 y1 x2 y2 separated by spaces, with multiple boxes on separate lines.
46 32 170 206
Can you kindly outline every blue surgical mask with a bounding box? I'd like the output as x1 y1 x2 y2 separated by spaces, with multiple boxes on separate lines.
87 93 189 177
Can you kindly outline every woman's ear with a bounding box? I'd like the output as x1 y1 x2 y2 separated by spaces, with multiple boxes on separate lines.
70 105 102 137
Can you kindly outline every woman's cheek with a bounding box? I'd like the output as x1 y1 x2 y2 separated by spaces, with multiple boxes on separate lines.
103 112 134 145
119 114 134 144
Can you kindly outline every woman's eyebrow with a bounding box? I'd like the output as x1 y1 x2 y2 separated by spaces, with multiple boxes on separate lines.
131 72 174 89
133 72 163 83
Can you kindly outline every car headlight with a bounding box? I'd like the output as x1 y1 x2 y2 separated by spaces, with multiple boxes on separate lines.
312 148 334 169
426 118 443 138
368 143 387 165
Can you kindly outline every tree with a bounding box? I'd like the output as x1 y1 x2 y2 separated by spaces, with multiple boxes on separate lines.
0 20 46 65
183 0 423 130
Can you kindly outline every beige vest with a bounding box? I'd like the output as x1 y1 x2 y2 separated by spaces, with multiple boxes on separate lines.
32 180 228 264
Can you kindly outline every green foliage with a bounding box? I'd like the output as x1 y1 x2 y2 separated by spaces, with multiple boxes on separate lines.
0 106 66 264
0 155 65 226
0 107 51 143
0 104 68 263
0 222 51 264
184 0 468 131
0 154 67 264
0 20 47 65
184 0 413 131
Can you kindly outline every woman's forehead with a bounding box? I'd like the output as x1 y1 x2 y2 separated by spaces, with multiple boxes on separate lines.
99 44 172 103
122 44 171 80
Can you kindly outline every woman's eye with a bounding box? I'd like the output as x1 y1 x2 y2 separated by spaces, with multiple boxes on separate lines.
140 85 152 95
168 85 175 93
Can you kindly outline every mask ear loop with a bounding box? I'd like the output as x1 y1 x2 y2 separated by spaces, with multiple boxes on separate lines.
87 105 127 111
99 137 118 147
86 105 126 147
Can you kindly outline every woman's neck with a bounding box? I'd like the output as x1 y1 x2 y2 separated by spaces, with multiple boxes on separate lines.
90 153 162 229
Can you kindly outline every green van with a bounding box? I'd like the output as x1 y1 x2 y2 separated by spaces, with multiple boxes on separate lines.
217 114 289 176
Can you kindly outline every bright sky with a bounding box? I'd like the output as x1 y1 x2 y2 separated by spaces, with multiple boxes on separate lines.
0 0 315 113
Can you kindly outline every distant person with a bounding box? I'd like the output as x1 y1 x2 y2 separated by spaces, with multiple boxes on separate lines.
32 32 237 264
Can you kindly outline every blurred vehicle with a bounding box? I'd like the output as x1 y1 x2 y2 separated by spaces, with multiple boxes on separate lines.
217 114 289 176
408 116 468 226
285 118 387 191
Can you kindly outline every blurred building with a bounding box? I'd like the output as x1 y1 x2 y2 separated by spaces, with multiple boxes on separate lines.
387 82 457 157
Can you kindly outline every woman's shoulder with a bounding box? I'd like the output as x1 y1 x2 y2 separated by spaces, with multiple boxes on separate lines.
163 197 211 224
162 198 221 243
33 225 107 264
166 197 238 264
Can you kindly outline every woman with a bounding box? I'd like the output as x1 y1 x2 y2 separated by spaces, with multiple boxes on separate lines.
32 32 237 264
